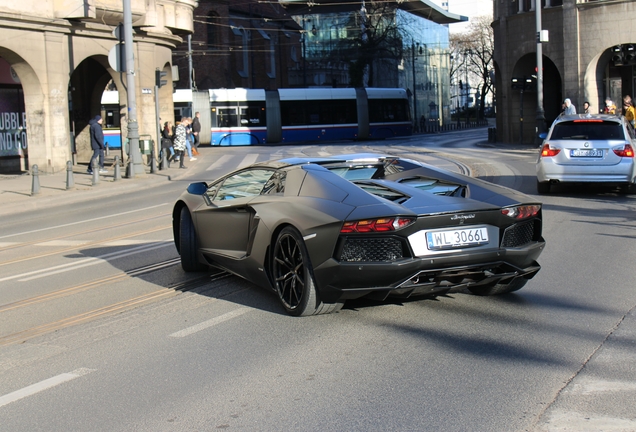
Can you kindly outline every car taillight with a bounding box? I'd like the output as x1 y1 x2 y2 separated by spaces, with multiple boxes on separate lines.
540 143 561 157
613 143 634 158
341 217 415 233
502 205 541 220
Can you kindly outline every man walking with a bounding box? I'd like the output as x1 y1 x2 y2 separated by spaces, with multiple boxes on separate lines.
88 115 107 174
191 111 201 156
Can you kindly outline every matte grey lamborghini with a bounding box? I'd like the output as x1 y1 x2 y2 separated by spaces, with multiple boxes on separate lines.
172 154 545 316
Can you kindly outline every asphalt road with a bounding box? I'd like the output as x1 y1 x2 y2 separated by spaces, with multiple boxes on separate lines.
0 130 635 431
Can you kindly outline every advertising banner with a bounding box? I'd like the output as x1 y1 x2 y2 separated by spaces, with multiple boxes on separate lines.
0 57 27 161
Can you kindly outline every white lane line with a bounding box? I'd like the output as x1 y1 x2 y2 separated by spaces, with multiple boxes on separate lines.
205 154 233 171
0 368 95 409
237 154 259 168
0 204 168 240
0 241 172 283
0 242 19 248
169 308 250 338
36 240 90 247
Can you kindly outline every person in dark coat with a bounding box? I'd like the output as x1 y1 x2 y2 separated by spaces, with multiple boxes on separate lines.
88 115 106 173
191 111 201 154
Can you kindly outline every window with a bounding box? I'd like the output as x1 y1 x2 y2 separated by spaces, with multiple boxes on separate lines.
214 169 278 201
207 13 220 48
551 121 625 140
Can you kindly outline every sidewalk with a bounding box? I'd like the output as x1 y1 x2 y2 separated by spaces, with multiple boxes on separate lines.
0 154 189 217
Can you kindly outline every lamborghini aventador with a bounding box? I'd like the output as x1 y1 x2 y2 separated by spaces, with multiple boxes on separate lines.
172 154 545 316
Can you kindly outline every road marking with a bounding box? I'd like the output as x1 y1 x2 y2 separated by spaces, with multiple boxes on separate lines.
0 241 172 283
169 308 250 338
36 240 90 247
0 368 95 408
0 242 18 248
237 154 259 168
205 154 233 171
0 204 168 240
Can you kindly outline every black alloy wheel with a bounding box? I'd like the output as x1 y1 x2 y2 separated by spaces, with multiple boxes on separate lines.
179 207 206 272
272 227 343 316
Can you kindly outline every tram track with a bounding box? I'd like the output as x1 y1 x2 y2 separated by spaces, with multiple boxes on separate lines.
0 211 170 252
0 259 232 346
0 224 172 267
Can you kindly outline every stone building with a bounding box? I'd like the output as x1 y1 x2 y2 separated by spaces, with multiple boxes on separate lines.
493 0 636 144
0 0 196 174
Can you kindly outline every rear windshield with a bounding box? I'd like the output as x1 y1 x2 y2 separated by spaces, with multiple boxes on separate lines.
550 121 625 140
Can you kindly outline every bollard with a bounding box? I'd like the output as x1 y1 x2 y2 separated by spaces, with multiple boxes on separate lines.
92 158 99 186
31 164 40 196
114 155 121 181
159 149 167 170
150 147 157 174
66 161 74 190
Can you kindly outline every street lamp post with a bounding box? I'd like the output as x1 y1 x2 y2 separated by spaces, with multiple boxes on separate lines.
412 42 418 133
464 49 471 126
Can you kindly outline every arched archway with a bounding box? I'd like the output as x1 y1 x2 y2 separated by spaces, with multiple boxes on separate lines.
509 54 561 144
585 45 636 115
0 49 43 173
69 56 123 165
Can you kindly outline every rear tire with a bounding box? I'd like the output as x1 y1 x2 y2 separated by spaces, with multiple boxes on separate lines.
619 183 636 194
467 278 528 296
272 227 343 316
179 207 206 272
537 181 550 194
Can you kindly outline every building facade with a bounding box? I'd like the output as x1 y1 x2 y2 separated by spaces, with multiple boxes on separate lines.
0 0 195 174
493 0 636 144
172 0 302 93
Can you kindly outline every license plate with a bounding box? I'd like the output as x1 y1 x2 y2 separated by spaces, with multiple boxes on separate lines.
571 149 603 157
425 227 489 250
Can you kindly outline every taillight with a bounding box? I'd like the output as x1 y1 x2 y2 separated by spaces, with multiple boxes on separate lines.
341 217 415 233
613 143 635 158
540 143 561 157
502 205 541 220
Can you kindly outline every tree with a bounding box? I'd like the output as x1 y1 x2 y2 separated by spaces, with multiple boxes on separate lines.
454 16 494 119
330 2 403 87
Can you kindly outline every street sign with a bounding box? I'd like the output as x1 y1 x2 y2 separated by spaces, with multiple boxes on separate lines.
108 44 125 72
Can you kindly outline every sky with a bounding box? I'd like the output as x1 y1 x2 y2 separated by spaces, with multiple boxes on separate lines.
430 0 493 33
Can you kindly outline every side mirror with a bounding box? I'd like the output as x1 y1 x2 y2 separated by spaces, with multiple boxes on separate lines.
186 182 208 195
538 132 548 140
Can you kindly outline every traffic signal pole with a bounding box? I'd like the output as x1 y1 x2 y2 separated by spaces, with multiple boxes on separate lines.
536 3 546 140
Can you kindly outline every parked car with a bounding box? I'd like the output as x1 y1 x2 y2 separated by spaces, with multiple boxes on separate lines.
173 154 545 316
536 114 636 194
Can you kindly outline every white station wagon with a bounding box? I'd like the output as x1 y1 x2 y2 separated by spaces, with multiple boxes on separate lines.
536 114 636 194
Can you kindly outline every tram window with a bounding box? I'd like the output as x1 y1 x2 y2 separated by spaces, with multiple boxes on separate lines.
218 108 238 127
369 99 409 123
332 100 357 124
240 103 266 126
281 101 306 126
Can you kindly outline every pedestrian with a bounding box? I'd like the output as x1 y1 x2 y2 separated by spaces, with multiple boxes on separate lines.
583 101 591 114
623 95 635 126
563 98 576 115
88 115 107 174
604 97 617 114
161 121 175 166
173 117 188 169
184 117 196 162
191 111 201 155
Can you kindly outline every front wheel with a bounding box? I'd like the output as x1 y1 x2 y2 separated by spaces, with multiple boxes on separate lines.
272 227 343 316
467 278 528 296
179 207 206 272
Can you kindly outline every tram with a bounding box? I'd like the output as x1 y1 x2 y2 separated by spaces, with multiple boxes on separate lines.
100 87 412 147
